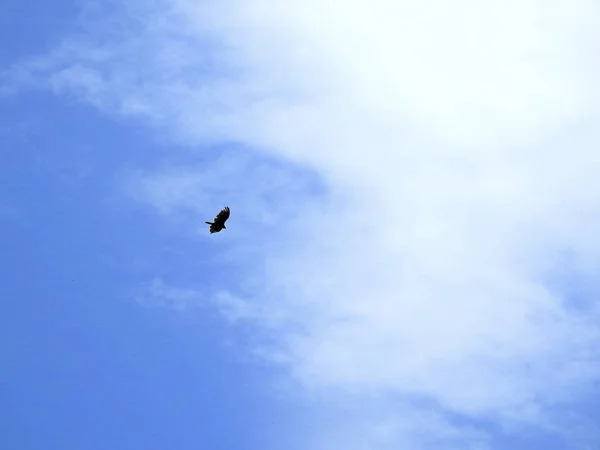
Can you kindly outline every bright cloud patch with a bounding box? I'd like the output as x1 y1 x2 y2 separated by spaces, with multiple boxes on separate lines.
6 0 600 448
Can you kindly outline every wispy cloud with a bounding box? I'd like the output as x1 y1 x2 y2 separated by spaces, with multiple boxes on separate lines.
134 277 205 311
7 0 600 448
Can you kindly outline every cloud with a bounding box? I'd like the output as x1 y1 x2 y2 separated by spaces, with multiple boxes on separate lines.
7 0 600 448
134 277 205 311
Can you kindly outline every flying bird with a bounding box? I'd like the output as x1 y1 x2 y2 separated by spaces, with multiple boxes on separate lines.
205 206 230 233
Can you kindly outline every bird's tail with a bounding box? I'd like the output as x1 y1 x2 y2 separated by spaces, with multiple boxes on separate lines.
205 221 213 225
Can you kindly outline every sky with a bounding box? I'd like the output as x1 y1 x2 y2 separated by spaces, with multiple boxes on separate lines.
2 0 600 449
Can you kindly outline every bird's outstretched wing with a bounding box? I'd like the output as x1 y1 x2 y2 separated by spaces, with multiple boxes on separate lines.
214 206 230 225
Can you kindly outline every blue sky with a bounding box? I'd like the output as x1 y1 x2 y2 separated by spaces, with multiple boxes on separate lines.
2 1 600 449
0 61 296 450
0 4 300 448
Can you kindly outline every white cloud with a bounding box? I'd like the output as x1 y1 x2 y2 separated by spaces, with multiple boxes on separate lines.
7 0 600 448
134 277 205 311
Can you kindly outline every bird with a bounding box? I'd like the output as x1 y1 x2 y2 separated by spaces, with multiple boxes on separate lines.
205 206 230 233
